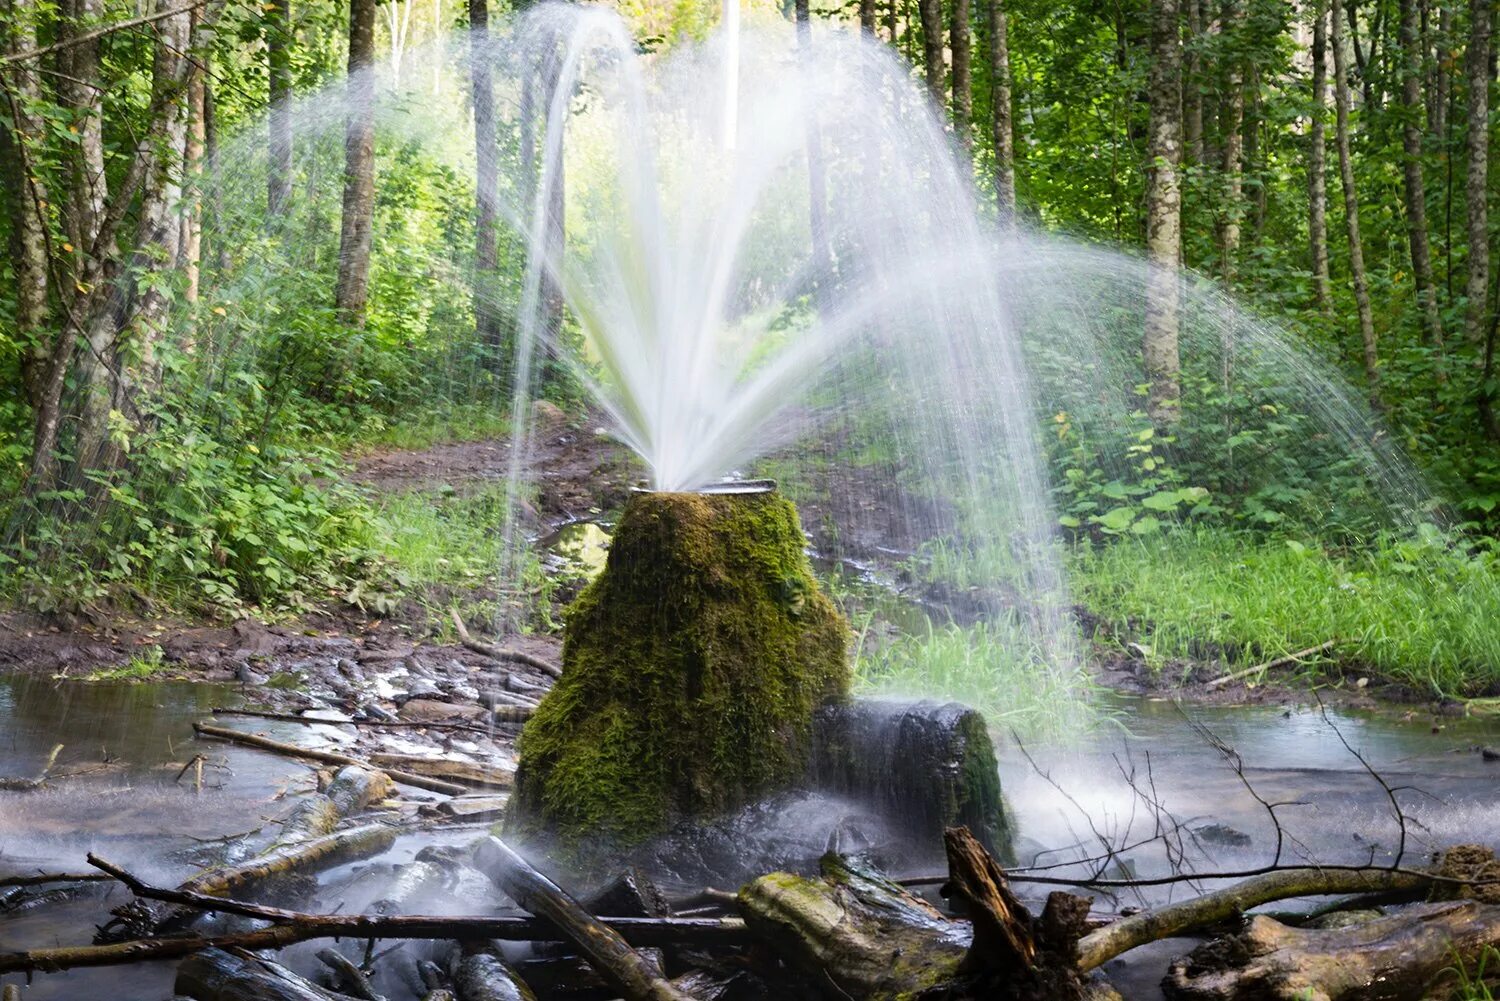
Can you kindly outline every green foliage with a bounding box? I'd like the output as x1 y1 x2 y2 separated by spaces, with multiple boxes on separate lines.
1070 525 1500 696
854 613 1100 739
83 645 166 681
1446 946 1500 1001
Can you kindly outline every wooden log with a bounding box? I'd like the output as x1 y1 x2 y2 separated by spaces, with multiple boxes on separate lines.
1074 866 1432 972
0 911 747 974
316 948 387 1001
452 951 537 1001
472 836 693 1001
737 852 969 1001
449 611 562 679
1164 900 1500 1000
193 723 467 796
0 870 111 888
326 765 395 816
175 946 353 1001
182 823 399 898
367 754 513 790
213 707 501 737
944 825 1035 974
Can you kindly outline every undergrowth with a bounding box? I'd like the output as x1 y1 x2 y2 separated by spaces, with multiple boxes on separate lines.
1069 525 1500 696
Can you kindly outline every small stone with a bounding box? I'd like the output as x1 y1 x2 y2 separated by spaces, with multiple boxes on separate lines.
399 698 486 722
1194 823 1252 848
438 795 510 821
1481 746 1500 761
1355 677 1369 689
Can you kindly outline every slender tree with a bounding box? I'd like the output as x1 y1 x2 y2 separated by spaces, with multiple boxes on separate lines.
181 8 208 307
1185 0 1205 164
860 0 877 35
335 0 377 326
1308 0 1334 316
1331 0 1382 403
469 0 504 370
1144 0 1184 424
266 0 293 216
1398 0 1444 351
917 0 944 104
0 0 51 411
985 0 1015 220
950 0 972 145
796 0 834 309
1217 0 1246 286
1462 0 1490 345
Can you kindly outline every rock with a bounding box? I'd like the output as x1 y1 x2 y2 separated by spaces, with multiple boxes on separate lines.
1193 824 1252 849
404 678 444 699
400 698 487 722
1304 908 1384 930
368 753 514 789
437 795 511 821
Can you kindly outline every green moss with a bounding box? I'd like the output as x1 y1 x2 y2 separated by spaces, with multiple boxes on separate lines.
510 489 850 851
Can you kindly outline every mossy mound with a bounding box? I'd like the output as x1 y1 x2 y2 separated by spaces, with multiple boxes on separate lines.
510 488 851 852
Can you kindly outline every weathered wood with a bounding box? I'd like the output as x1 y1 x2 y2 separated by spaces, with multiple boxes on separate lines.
0 870 111 888
0 910 747 974
0 743 63 790
367 753 513 790
176 947 352 1001
452 951 537 1001
737 852 970 1001
472 836 693 1001
945 825 1034 974
326 764 395 816
1164 900 1500 1000
183 822 399 898
316 948 387 1001
1074 866 1432 972
449 611 562 679
194 723 467 795
213 707 501 737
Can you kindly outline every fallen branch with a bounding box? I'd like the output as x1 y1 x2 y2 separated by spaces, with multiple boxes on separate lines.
0 871 111 888
193 722 467 795
474 836 693 1001
1074 865 1432 971
212 707 502 737
1205 640 1338 690
182 821 399 898
0 743 63 791
449 610 562 679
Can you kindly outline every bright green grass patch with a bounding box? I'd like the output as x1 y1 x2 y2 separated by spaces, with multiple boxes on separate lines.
83 645 167 682
1069 526 1500 696
1446 945 1500 1000
854 614 1101 740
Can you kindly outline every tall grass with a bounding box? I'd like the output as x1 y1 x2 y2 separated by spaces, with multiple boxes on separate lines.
854 613 1101 740
1069 526 1500 696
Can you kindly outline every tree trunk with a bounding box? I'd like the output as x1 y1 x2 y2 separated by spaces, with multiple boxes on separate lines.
950 0 972 145
860 0 876 34
1308 0 1334 316
1185 0 1205 164
0 0 52 413
1145 0 1184 425
266 0 293 217
470 0 505 373
1463 0 1490 345
917 0 945 105
1399 0 1445 352
1217 0 1246 287
796 0 835 310
335 0 377 326
1332 0 1382 404
1164 902 1500 1000
986 0 1015 220
181 10 207 309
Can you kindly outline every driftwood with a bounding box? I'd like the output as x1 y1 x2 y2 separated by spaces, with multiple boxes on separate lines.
1074 865 1433 972
0 870 111 888
452 950 538 1001
1205 640 1339 689
1164 900 1500 1000
181 823 400 899
316 948 387 1001
449 611 562 679
0 743 63 790
193 723 467 796
176 947 354 1001
213 707 504 736
367 753 513 790
472 836 693 1001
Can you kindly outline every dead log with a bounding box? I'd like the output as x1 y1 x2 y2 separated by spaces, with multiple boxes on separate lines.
452 950 537 1001
367 754 513 790
316 948 387 1001
1074 866 1432 972
194 723 467 795
176 946 353 1001
326 764 396 817
0 908 746 974
0 870 111 888
181 823 400 898
213 707 501 737
472 836 694 1001
449 611 561 679
0 743 63 790
1164 900 1500 1000
738 851 970 1000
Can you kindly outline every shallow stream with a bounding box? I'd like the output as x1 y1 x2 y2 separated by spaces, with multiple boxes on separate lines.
2 675 1497 1000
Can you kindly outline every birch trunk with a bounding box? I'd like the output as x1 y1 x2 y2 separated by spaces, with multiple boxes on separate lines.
1145 0 1184 425
1462 0 1490 345
986 0 1015 220
335 0 378 326
1399 0 1444 351
1308 0 1334 316
1332 0 1382 403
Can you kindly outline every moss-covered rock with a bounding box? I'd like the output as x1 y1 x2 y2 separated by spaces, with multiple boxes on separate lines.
509 488 851 852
